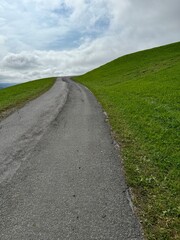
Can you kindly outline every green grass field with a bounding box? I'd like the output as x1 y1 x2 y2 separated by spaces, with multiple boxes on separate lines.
0 77 56 119
74 42 180 239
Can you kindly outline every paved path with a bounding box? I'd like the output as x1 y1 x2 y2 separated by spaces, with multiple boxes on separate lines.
0 79 68 184
0 78 142 239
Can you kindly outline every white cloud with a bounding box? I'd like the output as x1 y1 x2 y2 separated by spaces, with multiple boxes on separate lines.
0 0 179 83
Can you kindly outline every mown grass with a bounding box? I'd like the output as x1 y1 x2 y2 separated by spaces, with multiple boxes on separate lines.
74 42 180 239
0 77 56 119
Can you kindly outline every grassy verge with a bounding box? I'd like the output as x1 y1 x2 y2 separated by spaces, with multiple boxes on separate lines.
74 42 180 239
0 77 56 119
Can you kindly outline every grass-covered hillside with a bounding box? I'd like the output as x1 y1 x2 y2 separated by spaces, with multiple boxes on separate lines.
74 42 180 239
0 77 56 119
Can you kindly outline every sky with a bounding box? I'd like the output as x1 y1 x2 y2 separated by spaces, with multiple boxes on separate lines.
0 0 180 83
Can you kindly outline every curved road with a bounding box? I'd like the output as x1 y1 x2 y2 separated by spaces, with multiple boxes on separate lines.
0 78 142 239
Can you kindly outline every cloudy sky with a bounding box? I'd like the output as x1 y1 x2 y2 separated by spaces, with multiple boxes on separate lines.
0 0 180 83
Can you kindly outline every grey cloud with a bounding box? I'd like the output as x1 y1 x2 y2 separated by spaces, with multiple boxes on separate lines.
2 53 41 70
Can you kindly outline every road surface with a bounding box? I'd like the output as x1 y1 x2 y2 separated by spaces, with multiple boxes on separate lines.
0 78 142 239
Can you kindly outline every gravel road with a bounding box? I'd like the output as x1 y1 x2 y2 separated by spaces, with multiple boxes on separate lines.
0 78 142 239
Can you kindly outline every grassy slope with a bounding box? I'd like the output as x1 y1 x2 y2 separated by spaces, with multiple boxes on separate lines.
74 42 180 239
0 77 56 119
